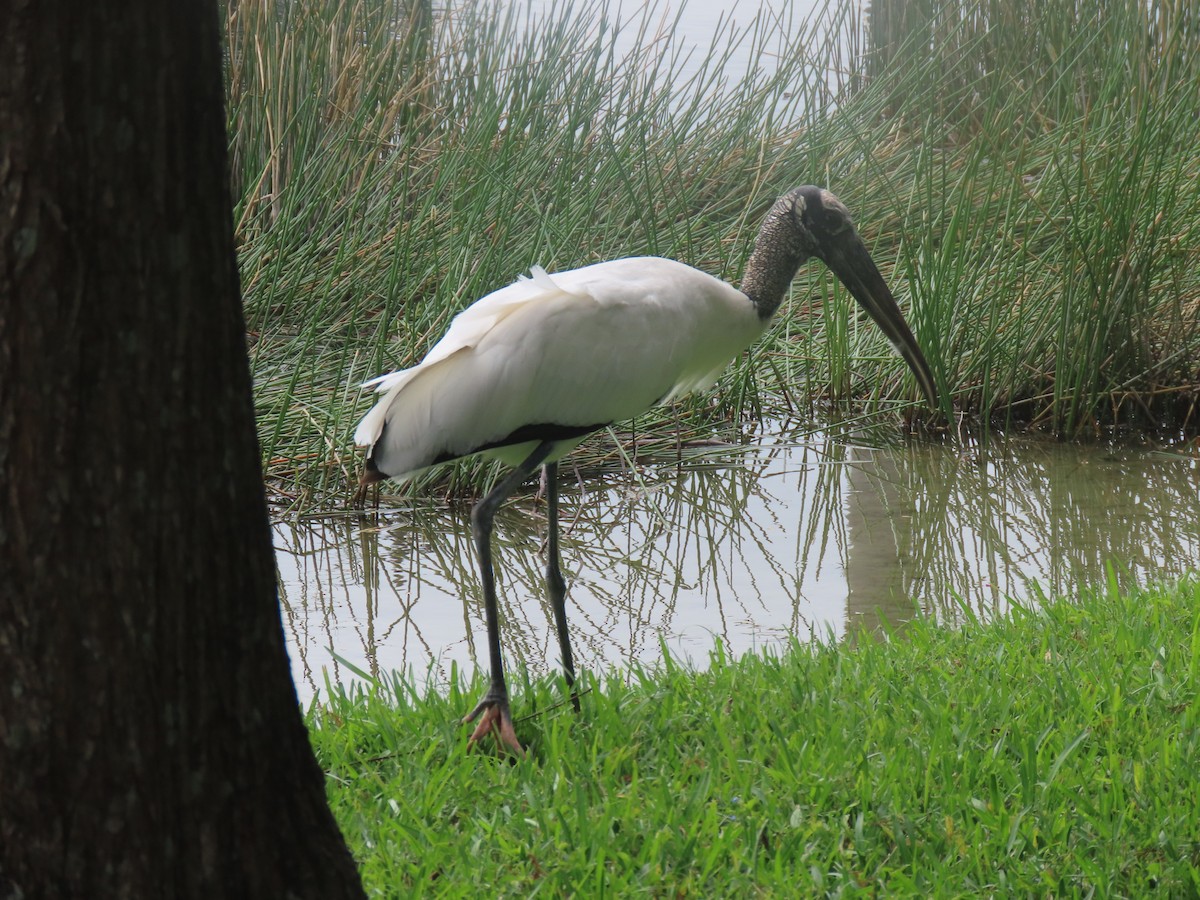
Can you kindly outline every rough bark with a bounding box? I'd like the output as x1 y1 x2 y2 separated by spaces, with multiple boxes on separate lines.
0 3 365 896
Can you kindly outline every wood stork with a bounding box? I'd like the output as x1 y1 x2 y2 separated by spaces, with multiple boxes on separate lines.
353 186 938 754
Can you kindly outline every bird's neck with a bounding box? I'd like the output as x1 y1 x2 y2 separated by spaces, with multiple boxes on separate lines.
739 203 808 321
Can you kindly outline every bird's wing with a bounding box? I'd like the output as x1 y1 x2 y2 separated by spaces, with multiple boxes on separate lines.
355 259 763 477
354 267 590 449
361 265 573 394
419 266 569 367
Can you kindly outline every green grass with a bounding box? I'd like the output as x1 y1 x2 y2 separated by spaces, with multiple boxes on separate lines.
226 0 1200 509
309 574 1200 896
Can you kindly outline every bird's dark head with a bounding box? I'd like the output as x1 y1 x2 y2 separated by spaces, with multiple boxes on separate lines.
780 185 859 257
745 186 860 287
743 185 939 408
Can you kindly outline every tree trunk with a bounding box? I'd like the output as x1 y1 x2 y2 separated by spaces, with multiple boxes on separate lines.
0 3 365 897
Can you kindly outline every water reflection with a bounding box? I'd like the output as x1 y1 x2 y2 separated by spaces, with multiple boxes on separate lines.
276 433 1200 701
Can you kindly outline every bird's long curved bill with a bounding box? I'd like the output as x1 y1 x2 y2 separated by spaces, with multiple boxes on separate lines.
826 239 939 408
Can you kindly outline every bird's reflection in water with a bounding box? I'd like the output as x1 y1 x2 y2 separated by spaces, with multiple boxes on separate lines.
276 432 1200 702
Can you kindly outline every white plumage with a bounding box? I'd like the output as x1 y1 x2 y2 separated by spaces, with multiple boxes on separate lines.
354 257 766 476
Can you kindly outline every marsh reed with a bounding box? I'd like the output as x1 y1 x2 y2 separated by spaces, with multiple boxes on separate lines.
224 0 1200 506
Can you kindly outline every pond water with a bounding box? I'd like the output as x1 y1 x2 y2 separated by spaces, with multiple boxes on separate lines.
274 0 1197 702
509 0 841 122
276 427 1200 703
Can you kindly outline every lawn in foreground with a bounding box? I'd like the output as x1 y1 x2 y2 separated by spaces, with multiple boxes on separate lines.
309 576 1200 896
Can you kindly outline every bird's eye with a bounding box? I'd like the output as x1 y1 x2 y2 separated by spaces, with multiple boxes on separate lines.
818 190 853 234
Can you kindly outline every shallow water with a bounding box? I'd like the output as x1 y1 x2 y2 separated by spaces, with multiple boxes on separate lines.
276 428 1200 702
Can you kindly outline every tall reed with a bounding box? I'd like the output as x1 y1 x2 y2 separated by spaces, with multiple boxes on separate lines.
224 0 1200 505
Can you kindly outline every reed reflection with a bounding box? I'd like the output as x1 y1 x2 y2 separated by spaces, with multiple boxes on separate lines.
276 434 1200 701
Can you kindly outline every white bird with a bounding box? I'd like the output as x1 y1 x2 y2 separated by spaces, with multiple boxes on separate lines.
353 186 939 754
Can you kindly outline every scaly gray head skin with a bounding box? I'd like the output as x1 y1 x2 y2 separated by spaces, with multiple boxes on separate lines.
741 186 939 408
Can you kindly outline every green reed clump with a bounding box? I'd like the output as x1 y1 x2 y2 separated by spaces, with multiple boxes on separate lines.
227 0 1200 507
841 0 1200 434
309 575 1200 895
228 0 865 504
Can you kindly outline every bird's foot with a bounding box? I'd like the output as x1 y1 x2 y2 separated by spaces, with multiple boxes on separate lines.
353 466 386 510
463 693 525 757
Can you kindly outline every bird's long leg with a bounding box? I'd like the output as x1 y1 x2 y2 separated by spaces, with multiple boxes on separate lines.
544 461 580 713
464 440 556 755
